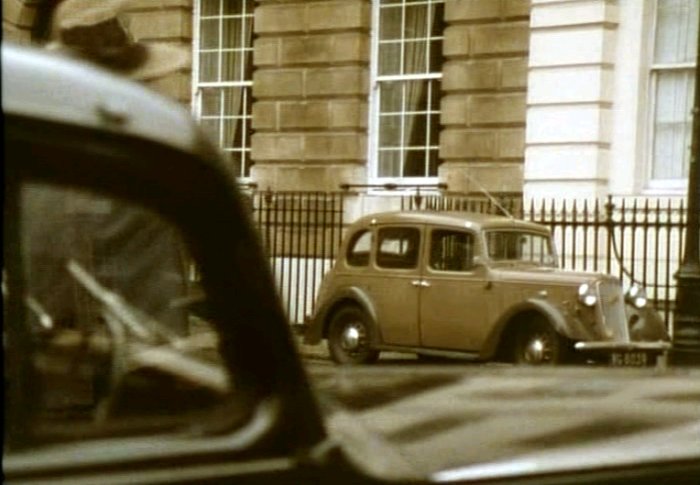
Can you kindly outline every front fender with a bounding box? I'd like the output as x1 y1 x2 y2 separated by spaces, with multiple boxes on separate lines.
303 286 378 345
628 305 669 342
481 298 585 358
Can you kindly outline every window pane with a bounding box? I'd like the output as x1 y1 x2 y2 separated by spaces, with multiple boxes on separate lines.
377 227 420 269
221 51 243 82
430 230 474 271
200 0 220 16
347 230 372 266
378 43 401 76
199 18 220 49
198 52 218 82
380 82 403 113
378 150 402 177
223 0 253 15
379 114 402 147
654 0 699 64
200 88 221 116
652 70 694 179
404 148 427 177
380 5 402 40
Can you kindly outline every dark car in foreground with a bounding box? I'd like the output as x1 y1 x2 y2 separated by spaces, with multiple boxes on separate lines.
3 42 699 484
304 211 669 366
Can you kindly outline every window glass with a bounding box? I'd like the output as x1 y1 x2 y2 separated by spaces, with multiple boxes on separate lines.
18 182 229 440
373 0 444 180
195 0 254 178
347 230 372 267
376 227 420 269
649 0 698 183
430 230 474 272
486 230 555 266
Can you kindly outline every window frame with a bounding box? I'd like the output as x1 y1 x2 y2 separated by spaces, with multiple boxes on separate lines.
644 0 698 191
192 0 255 180
368 0 444 185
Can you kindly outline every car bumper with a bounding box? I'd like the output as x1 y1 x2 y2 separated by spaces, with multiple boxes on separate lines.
574 340 671 367
574 340 671 352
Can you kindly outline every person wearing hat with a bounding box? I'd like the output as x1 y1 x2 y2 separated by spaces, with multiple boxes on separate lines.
47 0 189 83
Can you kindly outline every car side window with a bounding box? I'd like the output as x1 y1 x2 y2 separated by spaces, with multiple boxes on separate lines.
13 182 231 443
376 227 420 269
430 230 474 272
346 230 372 266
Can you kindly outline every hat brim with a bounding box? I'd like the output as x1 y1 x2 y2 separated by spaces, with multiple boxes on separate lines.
128 43 189 81
46 41 189 81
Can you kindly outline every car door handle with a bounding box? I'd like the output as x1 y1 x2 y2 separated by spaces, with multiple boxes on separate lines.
411 280 431 288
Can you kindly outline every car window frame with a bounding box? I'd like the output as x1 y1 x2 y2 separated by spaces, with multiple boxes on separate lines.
374 225 422 270
427 227 478 273
3 114 325 478
346 229 373 267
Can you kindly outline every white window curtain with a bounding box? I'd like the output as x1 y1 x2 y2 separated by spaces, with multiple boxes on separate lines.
650 0 698 183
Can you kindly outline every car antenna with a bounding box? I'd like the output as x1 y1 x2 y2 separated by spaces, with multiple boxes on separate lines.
464 172 514 220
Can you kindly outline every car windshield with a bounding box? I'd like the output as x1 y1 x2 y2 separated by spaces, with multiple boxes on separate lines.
485 230 555 266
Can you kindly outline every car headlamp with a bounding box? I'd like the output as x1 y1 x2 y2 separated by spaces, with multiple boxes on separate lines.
626 284 648 309
577 283 597 307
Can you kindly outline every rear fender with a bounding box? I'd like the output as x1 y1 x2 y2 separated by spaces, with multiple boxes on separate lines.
307 287 379 345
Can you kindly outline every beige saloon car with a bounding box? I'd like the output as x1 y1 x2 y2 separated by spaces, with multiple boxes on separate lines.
303 211 670 366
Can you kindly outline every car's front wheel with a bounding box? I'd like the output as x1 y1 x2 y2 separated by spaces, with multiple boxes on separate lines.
327 306 379 365
514 318 565 365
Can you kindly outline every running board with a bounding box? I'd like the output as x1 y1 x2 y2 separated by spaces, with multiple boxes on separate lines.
375 345 483 361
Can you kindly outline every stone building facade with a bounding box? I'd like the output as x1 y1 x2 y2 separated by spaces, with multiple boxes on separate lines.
3 0 696 204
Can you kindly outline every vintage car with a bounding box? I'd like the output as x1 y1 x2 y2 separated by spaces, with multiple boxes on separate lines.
304 211 670 366
4 42 699 485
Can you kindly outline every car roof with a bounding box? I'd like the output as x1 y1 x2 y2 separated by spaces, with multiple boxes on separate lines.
350 210 550 233
2 42 201 154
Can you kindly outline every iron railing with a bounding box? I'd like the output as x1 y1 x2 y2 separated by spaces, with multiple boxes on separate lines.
246 190 346 323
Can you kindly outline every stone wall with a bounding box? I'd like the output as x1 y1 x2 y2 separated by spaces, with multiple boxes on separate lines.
251 0 371 191
439 0 530 194
524 0 618 201
121 0 193 103
2 0 39 44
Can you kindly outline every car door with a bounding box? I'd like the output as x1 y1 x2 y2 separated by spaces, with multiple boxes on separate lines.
419 228 494 351
368 225 423 347
3 106 326 484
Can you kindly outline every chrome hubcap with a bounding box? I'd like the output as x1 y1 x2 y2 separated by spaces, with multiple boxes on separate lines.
524 334 551 363
341 323 365 353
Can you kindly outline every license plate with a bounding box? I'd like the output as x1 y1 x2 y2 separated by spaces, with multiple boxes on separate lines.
610 351 649 367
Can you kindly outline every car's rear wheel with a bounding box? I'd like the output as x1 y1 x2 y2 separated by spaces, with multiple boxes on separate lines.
514 318 565 365
327 306 379 365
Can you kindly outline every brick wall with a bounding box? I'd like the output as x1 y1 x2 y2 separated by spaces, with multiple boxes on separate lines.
439 0 530 194
251 0 371 191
